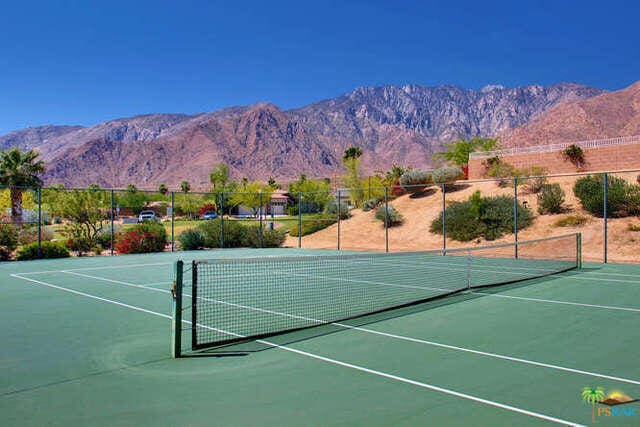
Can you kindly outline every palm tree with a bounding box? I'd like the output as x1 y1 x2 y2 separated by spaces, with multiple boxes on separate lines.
180 181 190 194
0 148 45 222
582 386 605 423
158 183 168 195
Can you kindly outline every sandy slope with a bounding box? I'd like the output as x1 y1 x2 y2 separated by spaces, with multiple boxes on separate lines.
285 173 640 263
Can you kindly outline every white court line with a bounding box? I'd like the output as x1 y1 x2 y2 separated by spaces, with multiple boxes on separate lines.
16 262 172 275
8 272 583 427
58 270 640 386
474 292 640 313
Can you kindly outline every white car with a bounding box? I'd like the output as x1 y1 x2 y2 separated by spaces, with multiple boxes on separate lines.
138 210 159 222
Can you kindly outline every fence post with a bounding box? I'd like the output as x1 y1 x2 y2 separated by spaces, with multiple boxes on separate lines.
110 189 115 256
220 193 225 248
603 172 608 263
37 187 42 259
442 183 446 255
259 190 263 248
384 186 389 253
337 190 341 250
297 192 302 249
514 178 518 259
170 192 175 252
171 260 183 358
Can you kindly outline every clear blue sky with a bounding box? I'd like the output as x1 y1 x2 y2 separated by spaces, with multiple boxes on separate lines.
1 0 638 135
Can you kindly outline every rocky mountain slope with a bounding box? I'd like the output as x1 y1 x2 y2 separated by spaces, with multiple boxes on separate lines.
500 81 640 147
0 82 605 188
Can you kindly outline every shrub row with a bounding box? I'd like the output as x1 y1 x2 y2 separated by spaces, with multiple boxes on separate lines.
180 219 286 249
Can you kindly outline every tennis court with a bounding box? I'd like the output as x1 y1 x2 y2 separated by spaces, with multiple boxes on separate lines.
2 236 640 426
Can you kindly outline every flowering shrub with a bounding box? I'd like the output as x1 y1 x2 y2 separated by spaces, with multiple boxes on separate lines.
115 222 167 254
198 203 217 217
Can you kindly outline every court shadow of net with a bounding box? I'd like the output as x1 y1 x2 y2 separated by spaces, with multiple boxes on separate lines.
189 272 567 357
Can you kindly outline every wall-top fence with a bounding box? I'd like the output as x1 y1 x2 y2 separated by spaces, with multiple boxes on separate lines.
1 169 639 263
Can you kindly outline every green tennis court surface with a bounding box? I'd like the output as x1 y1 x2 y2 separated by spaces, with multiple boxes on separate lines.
2 245 640 426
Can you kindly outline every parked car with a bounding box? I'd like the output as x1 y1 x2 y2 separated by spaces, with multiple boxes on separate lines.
201 210 218 220
138 210 159 222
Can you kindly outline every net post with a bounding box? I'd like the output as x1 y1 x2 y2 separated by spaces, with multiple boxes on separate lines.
220 192 225 248
384 186 389 253
513 177 518 259
171 260 184 358
37 187 42 259
297 192 302 248
259 190 263 248
441 183 446 255
110 189 115 256
191 261 198 350
603 172 608 263
337 189 341 250
170 192 175 252
576 233 582 269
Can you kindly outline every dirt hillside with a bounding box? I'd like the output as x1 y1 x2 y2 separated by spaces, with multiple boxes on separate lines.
285 173 640 263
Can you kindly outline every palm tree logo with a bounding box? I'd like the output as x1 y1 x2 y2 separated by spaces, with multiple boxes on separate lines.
582 386 605 423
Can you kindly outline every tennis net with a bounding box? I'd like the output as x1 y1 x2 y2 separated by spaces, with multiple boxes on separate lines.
171 233 580 355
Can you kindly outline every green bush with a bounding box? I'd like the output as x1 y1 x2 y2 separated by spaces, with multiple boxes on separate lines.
289 216 337 237
486 160 518 187
178 228 205 250
0 223 19 251
399 170 433 193
197 219 245 248
374 205 403 226
537 183 565 214
114 221 167 254
240 226 286 248
430 191 533 241
573 175 640 218
628 223 640 232
15 241 70 260
17 226 53 246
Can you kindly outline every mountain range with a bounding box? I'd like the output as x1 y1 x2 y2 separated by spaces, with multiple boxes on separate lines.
0 82 620 189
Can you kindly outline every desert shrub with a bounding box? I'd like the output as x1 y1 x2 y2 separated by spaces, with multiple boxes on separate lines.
628 223 640 232
399 170 433 193
240 226 286 248
554 215 588 227
430 191 533 241
432 166 464 189
637 175 640 185
518 166 549 194
0 245 11 261
15 241 70 260
537 183 566 214
362 197 384 212
289 216 337 237
573 175 640 217
115 221 167 254
374 205 403 226
324 201 350 219
178 228 205 250
0 223 19 251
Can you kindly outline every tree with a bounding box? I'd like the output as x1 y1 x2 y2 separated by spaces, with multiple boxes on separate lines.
180 181 191 194
434 137 499 167
209 163 230 191
158 183 168 195
0 148 45 222
267 176 281 189
118 184 147 214
228 182 273 217
288 175 332 213
59 188 110 255
582 386 605 423
342 146 364 207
